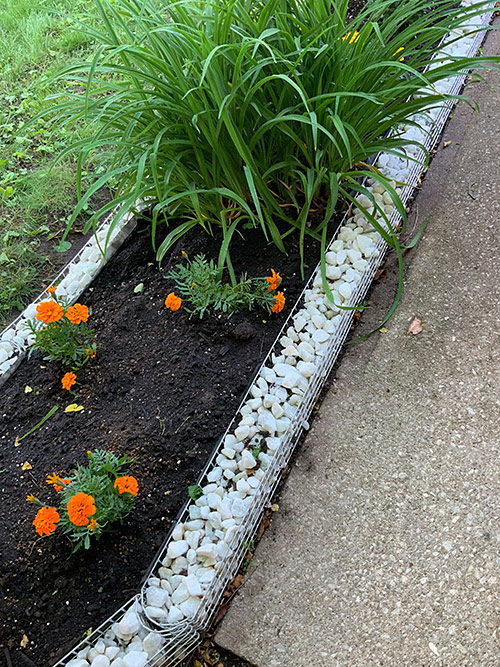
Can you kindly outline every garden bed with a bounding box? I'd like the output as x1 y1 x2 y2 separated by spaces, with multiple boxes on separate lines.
0 217 327 667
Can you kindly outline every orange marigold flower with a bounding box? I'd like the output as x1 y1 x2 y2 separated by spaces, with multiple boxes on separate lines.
271 291 285 314
33 506 60 537
114 476 139 497
61 372 77 391
86 348 96 359
266 269 281 291
67 492 96 526
47 286 57 294
26 494 36 503
36 301 64 324
88 519 97 531
165 292 182 311
66 303 89 325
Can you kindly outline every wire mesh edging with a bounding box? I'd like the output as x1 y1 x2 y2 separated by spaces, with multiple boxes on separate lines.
53 9 495 664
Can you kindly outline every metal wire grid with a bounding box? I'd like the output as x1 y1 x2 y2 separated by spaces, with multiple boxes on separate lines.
52 596 200 667
53 8 494 665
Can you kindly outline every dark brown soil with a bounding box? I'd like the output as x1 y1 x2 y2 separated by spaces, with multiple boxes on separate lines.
0 216 329 667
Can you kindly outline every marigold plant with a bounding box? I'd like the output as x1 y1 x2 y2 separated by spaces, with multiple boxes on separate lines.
28 294 96 369
166 253 284 318
27 450 138 551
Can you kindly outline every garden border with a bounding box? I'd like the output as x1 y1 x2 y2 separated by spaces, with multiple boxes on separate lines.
15 3 492 665
0 210 138 388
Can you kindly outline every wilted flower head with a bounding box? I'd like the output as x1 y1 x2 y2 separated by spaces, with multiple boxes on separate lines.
266 269 281 291
165 292 182 311
271 291 285 314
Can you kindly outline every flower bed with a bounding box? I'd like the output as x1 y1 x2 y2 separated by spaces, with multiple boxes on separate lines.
0 1 496 665
0 220 324 665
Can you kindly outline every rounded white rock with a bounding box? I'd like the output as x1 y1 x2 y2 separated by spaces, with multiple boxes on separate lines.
167 540 189 560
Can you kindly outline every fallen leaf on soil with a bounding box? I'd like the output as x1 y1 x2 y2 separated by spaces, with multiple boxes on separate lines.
65 404 84 413
21 462 32 471
271 503 279 512
24 385 33 393
379 327 389 334
14 436 20 447
374 268 387 280
406 317 423 336
133 282 144 294
443 140 452 147
20 634 28 648
309 606 316 618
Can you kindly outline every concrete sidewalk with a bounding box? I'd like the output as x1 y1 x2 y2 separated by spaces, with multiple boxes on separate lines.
216 23 500 667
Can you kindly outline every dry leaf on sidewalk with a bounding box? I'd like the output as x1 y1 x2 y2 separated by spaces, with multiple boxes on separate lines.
407 317 423 335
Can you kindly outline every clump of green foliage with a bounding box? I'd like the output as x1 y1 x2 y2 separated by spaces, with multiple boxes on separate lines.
29 450 138 552
27 295 96 368
166 253 280 318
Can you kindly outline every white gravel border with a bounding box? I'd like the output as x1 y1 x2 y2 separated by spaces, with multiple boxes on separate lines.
36 2 493 665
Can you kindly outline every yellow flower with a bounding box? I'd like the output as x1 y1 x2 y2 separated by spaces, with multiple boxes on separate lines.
342 31 359 44
26 494 36 503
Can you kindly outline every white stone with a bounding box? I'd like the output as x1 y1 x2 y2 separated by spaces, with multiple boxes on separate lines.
180 596 202 618
293 315 307 332
271 402 284 419
171 582 190 605
312 329 329 344
145 605 168 620
118 612 140 636
297 361 315 378
240 450 257 469
234 425 250 441
105 648 120 661
231 498 246 517
186 574 203 596
236 479 250 494
146 586 169 607
297 342 315 362
123 652 148 667
356 234 374 255
167 540 188 559
92 656 110 667
142 632 164 658
167 605 185 623
281 367 302 389
266 437 281 451
258 410 277 435
185 530 201 550
207 467 222 483
172 523 184 541
338 282 352 300
196 543 218 560
66 661 89 667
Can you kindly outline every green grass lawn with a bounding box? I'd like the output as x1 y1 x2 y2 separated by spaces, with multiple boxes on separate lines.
0 0 111 327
